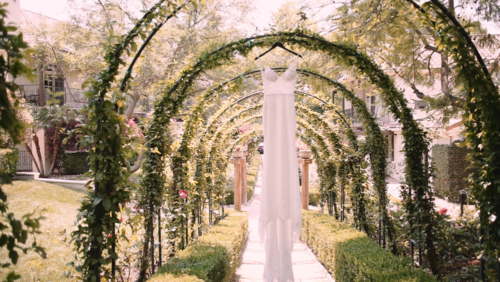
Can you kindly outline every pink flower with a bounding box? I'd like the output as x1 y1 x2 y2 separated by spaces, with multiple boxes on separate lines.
439 208 448 215
107 233 113 238
120 218 124 222
128 118 136 126
179 190 187 199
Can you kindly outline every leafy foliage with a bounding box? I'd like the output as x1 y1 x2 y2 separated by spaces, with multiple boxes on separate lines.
431 144 471 203
0 3 46 281
0 149 19 180
151 210 247 282
301 210 436 282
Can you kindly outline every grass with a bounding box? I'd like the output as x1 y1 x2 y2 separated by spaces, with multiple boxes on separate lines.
0 180 85 281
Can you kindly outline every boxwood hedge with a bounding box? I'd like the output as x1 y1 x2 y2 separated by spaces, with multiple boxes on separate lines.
301 210 437 282
150 210 248 282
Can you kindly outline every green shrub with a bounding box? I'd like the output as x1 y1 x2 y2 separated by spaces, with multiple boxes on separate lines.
152 210 248 282
432 144 471 203
224 189 234 205
301 210 437 282
309 181 321 206
0 148 19 182
245 155 260 200
62 151 89 175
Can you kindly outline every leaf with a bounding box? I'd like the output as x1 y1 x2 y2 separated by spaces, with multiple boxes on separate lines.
9 250 18 265
103 199 111 211
93 197 103 206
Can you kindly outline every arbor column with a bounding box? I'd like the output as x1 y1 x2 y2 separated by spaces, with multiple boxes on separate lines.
298 150 313 210
230 151 245 211
242 151 248 205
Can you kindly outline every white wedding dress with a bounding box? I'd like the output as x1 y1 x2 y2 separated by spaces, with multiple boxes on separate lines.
259 60 302 282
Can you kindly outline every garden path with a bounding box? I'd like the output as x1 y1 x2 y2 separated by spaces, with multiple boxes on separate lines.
233 169 335 282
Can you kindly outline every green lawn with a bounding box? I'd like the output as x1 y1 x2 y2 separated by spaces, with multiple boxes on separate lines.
0 180 85 281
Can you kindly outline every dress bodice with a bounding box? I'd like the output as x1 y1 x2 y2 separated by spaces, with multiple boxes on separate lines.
261 61 297 96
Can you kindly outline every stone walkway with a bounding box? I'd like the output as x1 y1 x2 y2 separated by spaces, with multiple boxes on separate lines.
234 170 334 282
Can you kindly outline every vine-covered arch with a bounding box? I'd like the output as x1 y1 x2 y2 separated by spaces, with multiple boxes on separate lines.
175 66 394 246
78 9 437 277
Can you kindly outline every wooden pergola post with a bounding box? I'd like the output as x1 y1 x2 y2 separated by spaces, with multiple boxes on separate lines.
298 150 313 210
230 151 245 211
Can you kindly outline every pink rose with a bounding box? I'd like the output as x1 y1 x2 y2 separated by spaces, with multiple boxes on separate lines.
179 190 187 199
439 208 448 215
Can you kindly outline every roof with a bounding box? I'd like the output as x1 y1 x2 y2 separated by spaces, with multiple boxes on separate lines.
20 9 60 27
19 9 62 46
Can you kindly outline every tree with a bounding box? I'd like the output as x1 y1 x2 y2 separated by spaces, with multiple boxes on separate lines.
306 0 500 125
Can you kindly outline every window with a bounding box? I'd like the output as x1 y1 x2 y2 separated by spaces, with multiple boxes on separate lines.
370 96 376 116
43 65 65 104
386 134 394 161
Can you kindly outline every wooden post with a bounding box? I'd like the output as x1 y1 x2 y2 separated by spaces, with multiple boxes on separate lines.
230 151 245 211
242 151 248 205
298 150 313 210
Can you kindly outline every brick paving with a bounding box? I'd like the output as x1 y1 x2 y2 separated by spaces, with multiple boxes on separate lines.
233 170 334 282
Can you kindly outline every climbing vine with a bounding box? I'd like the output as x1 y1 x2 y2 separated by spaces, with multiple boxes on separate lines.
70 1 191 280
408 0 500 276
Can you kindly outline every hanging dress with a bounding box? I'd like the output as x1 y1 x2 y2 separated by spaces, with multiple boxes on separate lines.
259 60 302 282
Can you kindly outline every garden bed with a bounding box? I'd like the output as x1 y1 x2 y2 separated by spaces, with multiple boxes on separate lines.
301 210 437 282
150 210 248 282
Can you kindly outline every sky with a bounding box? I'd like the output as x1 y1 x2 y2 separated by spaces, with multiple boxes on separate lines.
19 0 294 29
19 0 500 33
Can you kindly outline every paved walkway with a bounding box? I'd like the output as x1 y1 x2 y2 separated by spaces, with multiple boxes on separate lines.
234 170 334 282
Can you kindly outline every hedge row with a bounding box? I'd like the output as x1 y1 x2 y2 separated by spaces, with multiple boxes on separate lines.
0 148 19 182
150 210 248 282
301 210 437 282
431 143 470 203
245 155 261 201
62 151 90 175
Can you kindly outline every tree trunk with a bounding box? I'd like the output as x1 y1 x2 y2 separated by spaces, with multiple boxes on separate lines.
32 134 45 177
129 149 145 173
125 92 141 120
38 61 45 106
47 125 60 177
23 143 41 174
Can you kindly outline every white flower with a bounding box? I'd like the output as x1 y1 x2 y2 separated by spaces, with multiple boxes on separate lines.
478 144 483 150
473 210 480 219
483 182 491 189
490 214 497 223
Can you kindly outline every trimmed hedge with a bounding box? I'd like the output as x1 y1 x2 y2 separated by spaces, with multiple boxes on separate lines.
432 144 470 203
245 155 261 201
151 210 248 282
62 151 90 175
0 148 19 182
301 210 437 282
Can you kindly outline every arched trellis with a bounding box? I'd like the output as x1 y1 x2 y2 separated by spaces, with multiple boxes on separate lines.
192 98 368 237
78 12 437 278
175 67 393 244
139 31 435 273
405 1 500 277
